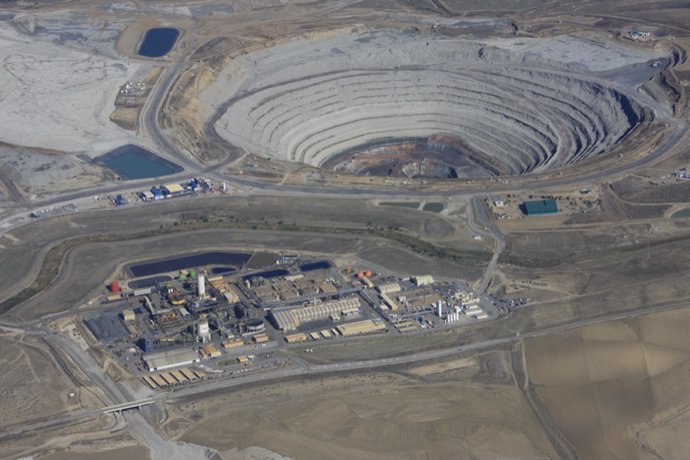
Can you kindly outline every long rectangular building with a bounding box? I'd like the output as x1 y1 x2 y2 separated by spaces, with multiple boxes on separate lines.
336 318 387 337
270 297 361 331
222 338 244 349
200 344 221 359
180 368 197 381
379 292 399 311
376 282 401 294
144 348 200 372
412 275 434 286
522 199 558 216
285 332 308 343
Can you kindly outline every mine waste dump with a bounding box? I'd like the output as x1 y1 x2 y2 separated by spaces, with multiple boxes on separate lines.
206 31 652 179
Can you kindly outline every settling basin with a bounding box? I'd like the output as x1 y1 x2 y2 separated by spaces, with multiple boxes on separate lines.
129 252 251 277
95 145 182 180
138 27 180 58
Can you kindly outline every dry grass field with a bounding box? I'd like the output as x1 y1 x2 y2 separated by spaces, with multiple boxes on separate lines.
0 332 81 429
38 445 149 460
170 365 556 460
1 1 690 458
612 176 690 204
0 331 124 460
525 307 690 460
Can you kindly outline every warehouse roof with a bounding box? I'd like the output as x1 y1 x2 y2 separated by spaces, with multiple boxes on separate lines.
522 199 558 215
412 275 434 285
200 344 221 358
285 332 308 343
270 297 362 331
376 282 401 294
162 183 184 194
144 349 199 371
336 318 386 336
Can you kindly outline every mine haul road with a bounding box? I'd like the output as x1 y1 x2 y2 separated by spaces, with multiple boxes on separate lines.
2 116 687 237
2 71 687 234
135 39 688 199
5 298 690 442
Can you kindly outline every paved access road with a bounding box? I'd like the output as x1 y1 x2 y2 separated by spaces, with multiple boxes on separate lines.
466 196 505 293
158 299 690 402
74 298 690 414
4 291 690 457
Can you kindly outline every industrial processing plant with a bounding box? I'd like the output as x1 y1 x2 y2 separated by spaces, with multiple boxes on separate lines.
84 249 495 382
3 1 690 459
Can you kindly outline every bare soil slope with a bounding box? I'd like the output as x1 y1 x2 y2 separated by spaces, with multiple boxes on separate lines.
0 332 81 429
525 308 690 460
173 371 556 460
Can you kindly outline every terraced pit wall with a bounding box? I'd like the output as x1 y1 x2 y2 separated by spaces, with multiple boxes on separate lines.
203 31 655 177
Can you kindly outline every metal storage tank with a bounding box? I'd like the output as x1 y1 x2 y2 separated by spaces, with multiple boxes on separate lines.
198 274 206 298
246 319 265 333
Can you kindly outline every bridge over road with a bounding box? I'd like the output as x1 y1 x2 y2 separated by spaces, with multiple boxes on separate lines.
102 398 155 414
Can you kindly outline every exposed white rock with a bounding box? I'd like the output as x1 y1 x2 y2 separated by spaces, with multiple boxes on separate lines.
0 23 140 154
205 30 660 174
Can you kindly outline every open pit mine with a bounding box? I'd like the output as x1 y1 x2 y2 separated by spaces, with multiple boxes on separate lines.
204 31 652 179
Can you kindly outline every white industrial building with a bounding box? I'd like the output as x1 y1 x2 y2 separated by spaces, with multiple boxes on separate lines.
122 308 135 322
465 305 488 320
379 293 399 311
162 183 185 196
270 297 361 331
411 275 434 286
197 321 211 343
376 282 401 294
144 349 200 372
490 195 506 207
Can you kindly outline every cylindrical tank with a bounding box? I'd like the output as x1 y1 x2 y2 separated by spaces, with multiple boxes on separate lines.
197 321 211 343
198 274 206 298
246 319 265 333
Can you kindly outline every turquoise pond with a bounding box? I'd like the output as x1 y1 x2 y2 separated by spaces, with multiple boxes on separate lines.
95 145 182 180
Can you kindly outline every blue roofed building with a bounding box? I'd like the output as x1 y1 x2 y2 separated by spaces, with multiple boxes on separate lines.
521 199 558 216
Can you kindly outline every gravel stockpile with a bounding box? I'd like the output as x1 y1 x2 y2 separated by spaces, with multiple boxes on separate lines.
207 31 650 175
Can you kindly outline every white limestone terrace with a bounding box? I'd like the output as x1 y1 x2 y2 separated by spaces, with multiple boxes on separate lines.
205 30 663 175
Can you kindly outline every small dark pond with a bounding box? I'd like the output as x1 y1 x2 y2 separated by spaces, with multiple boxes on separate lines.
211 267 236 275
129 252 251 277
138 27 180 58
299 261 332 272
